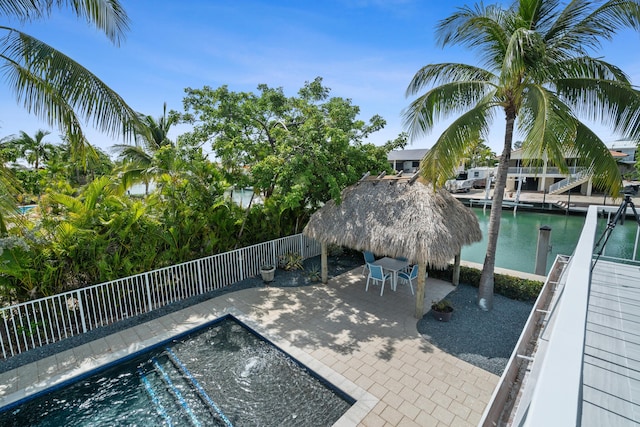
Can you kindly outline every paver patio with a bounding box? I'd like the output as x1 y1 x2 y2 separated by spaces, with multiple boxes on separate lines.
0 267 499 426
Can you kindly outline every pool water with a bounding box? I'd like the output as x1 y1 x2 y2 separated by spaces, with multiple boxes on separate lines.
17 205 36 214
0 316 353 426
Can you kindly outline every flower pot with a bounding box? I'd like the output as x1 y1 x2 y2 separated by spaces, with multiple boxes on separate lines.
432 308 453 322
260 266 275 283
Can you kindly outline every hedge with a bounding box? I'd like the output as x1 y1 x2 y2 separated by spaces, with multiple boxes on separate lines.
428 265 543 303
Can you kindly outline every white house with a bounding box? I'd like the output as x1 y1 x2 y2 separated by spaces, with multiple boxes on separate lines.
387 148 429 173
505 140 637 196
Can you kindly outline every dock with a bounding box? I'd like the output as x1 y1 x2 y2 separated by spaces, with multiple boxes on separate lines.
455 188 625 215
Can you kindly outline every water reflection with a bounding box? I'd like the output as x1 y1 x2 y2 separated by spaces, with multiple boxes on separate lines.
461 208 639 274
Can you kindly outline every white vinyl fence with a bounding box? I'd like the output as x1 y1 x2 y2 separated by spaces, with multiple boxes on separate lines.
0 234 321 359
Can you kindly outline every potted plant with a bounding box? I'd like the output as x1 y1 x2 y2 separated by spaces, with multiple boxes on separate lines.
431 299 454 322
260 264 276 283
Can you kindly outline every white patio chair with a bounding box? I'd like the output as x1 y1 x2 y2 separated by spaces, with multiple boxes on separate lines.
366 263 391 296
362 251 375 276
397 264 420 295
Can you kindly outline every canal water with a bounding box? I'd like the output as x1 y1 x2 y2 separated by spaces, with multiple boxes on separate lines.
461 207 640 274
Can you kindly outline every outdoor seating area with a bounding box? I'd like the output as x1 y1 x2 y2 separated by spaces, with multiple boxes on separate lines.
302 175 482 318
364 251 415 296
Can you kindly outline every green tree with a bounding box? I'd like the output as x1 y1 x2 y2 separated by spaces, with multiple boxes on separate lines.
113 102 178 194
404 0 640 310
179 77 398 236
1 0 139 159
463 137 495 168
6 129 54 170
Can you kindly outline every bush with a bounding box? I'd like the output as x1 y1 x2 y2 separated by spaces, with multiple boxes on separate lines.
427 265 543 302
278 251 304 271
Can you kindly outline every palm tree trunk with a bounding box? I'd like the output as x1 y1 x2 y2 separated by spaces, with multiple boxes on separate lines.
478 112 515 310
235 190 255 248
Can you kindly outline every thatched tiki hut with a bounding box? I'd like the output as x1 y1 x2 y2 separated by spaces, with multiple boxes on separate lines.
303 174 482 318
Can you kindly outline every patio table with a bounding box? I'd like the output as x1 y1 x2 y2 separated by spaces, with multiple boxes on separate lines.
373 257 409 291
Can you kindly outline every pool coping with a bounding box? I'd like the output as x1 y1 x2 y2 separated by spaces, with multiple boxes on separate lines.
0 304 377 426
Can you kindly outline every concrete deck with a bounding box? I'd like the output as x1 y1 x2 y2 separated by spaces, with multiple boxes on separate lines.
0 268 499 426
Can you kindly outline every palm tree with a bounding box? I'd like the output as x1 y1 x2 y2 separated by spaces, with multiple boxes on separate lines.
114 103 177 194
1 0 139 159
404 0 640 310
6 129 54 170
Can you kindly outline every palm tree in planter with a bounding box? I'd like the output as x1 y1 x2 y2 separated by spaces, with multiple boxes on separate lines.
404 0 640 311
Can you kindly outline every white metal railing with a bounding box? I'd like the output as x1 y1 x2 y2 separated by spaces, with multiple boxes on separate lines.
507 166 586 175
518 206 597 426
480 254 569 426
547 169 590 194
481 204 640 425
0 234 321 360
507 166 543 174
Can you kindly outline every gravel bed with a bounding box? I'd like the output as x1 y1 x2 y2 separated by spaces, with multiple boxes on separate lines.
2 252 532 378
417 283 533 376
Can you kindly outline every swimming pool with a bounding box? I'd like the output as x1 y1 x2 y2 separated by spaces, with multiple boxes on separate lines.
17 205 36 214
0 315 353 426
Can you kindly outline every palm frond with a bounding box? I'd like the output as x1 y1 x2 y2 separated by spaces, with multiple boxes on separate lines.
518 86 577 172
501 26 547 84
545 0 640 56
419 102 495 187
0 162 22 233
47 192 85 215
0 0 47 20
551 56 631 82
81 175 112 211
1 0 129 45
436 3 510 68
555 76 640 139
518 0 560 32
66 0 130 45
113 144 153 165
571 120 622 195
405 63 496 96
1 29 139 143
403 80 496 139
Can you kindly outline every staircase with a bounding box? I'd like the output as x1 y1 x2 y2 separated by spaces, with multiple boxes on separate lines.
138 349 233 426
548 170 591 195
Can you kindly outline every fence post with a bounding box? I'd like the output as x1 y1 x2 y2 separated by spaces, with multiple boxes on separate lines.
238 252 245 281
76 290 87 334
197 259 204 294
535 226 552 276
144 273 153 313
272 241 277 268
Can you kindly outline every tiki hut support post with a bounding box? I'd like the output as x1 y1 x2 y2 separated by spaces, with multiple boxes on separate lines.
321 242 328 284
453 252 461 286
414 260 427 319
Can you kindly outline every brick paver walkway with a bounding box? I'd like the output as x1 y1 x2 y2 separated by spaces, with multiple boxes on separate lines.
0 267 499 426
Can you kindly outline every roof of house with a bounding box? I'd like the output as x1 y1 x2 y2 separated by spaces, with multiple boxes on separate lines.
609 150 628 158
387 148 429 161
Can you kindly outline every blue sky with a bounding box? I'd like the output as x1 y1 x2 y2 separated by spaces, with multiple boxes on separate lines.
1 0 639 156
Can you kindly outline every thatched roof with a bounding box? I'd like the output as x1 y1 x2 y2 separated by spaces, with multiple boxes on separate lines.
303 175 482 269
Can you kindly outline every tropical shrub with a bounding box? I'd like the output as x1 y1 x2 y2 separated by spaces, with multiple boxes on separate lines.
428 265 543 302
